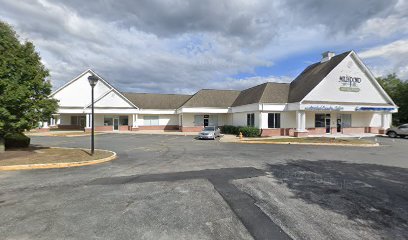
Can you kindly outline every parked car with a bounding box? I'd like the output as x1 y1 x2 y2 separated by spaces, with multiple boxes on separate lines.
386 124 408 138
198 126 221 140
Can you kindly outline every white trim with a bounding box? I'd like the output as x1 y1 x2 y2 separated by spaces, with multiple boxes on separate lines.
178 107 230 114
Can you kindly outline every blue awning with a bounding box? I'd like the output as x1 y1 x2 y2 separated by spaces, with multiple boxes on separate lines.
355 107 395 111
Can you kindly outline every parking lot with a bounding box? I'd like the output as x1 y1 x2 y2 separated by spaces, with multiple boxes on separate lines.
0 134 407 239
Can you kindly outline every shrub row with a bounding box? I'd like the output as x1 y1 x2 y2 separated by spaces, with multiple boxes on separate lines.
4 132 30 148
221 125 241 135
221 125 260 137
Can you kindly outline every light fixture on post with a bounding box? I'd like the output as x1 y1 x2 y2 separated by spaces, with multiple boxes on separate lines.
87 74 99 155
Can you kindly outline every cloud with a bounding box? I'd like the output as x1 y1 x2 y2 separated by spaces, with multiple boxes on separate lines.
360 39 408 79
0 0 407 93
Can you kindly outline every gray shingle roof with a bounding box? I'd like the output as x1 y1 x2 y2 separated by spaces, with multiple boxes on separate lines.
232 82 289 107
288 51 351 103
122 93 192 109
182 89 241 108
121 51 352 109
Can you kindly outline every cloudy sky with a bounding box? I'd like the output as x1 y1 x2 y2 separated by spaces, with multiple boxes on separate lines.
1 0 407 94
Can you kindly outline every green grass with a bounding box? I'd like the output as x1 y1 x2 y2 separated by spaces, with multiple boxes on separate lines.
247 137 375 144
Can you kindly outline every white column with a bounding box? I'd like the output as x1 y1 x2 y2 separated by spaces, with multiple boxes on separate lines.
296 110 306 132
380 112 387 130
86 114 90 128
43 121 49 128
258 112 263 129
132 114 138 128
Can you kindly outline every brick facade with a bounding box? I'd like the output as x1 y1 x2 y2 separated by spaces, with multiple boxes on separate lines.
57 125 83 130
180 126 204 132
139 125 179 130
294 131 309 137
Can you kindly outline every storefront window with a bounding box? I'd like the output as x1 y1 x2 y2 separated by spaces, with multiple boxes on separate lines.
104 116 113 126
143 116 159 126
194 115 204 126
119 116 128 125
315 114 326 127
340 114 352 128
268 113 281 128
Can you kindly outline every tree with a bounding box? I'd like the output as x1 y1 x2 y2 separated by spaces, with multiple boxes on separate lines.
0 21 58 137
377 74 408 125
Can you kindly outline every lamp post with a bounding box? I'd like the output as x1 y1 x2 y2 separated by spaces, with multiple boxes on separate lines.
88 74 99 155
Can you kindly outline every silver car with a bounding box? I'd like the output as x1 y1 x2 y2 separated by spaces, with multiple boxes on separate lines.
198 126 221 140
386 124 408 138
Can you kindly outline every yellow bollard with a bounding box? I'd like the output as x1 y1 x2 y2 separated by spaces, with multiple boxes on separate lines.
239 132 243 140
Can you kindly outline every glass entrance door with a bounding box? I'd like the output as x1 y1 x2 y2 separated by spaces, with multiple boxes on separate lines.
337 118 342 132
113 117 119 131
325 114 331 133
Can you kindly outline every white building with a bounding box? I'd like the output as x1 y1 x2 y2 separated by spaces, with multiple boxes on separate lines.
45 51 397 137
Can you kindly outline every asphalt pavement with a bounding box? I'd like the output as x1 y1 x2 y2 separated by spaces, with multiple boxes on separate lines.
0 134 407 239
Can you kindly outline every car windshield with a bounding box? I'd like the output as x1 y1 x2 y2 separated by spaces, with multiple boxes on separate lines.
203 127 215 131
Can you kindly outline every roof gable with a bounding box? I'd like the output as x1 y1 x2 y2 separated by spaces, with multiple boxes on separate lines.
302 52 396 105
88 89 137 108
288 51 351 103
51 69 138 109
51 69 112 107
182 89 241 108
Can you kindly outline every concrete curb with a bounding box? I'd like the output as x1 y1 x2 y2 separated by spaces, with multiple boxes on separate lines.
240 141 380 147
0 148 117 171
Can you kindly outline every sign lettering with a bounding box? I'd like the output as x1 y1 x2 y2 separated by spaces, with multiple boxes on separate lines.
339 75 361 92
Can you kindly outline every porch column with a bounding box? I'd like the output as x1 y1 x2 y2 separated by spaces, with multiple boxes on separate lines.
296 110 306 131
132 114 138 128
86 114 91 129
295 110 307 137
49 118 54 126
379 112 387 134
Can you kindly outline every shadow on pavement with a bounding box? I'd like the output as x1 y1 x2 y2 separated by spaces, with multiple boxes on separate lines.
267 160 408 238
90 167 291 240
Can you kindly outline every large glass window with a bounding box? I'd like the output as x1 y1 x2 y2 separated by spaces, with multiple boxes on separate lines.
315 114 326 127
70 115 85 126
247 113 255 127
340 114 352 128
71 116 78 125
104 116 113 126
268 113 281 128
143 116 159 126
119 116 129 125
194 115 204 126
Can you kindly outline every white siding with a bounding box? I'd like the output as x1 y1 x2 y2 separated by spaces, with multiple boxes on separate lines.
303 54 390 104
94 91 134 108
52 71 111 107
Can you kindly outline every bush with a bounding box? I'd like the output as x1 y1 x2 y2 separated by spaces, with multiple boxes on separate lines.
4 132 30 148
238 126 260 137
221 125 241 135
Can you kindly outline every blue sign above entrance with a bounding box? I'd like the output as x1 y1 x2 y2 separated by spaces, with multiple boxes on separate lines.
355 107 395 111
